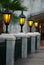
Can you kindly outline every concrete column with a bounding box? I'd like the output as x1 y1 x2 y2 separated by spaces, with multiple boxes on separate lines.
27 33 36 54
31 36 35 53
33 32 40 51
37 35 40 50
6 40 15 65
22 37 27 58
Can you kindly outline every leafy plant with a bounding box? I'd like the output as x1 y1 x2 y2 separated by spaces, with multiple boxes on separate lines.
0 0 27 24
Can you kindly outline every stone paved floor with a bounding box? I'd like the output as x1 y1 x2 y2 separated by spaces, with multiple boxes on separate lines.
40 40 44 46
15 48 44 65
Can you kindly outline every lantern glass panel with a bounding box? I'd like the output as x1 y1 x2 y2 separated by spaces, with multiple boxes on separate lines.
34 22 38 27
3 14 11 24
20 18 25 25
28 21 33 26
39 24 41 29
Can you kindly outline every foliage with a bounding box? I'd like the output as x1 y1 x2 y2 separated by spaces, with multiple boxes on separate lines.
0 0 27 24
0 0 27 11
11 14 19 24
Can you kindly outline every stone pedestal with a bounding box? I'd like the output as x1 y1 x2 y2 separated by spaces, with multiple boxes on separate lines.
6 40 15 65
22 37 27 58
34 32 40 51
31 36 35 53
11 33 27 59
37 35 40 50
27 33 36 54
0 34 16 65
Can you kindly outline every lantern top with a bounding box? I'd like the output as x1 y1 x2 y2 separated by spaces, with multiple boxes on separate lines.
28 14 33 21
19 11 26 18
2 8 12 14
34 19 39 23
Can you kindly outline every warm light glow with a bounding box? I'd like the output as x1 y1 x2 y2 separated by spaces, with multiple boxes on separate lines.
3 14 11 23
34 22 38 27
39 25 41 29
28 21 33 26
20 18 25 25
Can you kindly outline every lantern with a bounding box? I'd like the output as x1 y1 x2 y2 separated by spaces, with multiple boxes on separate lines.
28 15 33 32
2 7 12 33
19 11 26 32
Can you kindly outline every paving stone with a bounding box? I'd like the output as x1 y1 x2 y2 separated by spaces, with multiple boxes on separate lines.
15 49 44 65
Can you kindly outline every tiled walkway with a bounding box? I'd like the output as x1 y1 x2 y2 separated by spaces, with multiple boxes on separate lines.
15 48 44 65
40 40 44 46
15 40 44 65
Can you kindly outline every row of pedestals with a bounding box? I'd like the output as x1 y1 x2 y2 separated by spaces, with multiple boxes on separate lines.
0 32 40 65
14 32 40 60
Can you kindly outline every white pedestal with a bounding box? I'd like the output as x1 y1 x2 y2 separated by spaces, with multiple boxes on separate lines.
11 33 28 58
6 40 15 65
0 34 16 65
33 32 40 51
31 36 35 53
22 37 27 58
37 35 40 50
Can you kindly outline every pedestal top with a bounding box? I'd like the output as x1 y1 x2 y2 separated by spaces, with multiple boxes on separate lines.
0 32 40 39
33 32 40 36
27 33 36 37
0 34 16 40
10 32 40 38
10 33 28 38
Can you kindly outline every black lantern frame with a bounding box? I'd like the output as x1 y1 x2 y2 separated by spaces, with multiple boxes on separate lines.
19 11 26 32
28 15 33 32
2 7 12 33
34 19 38 32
